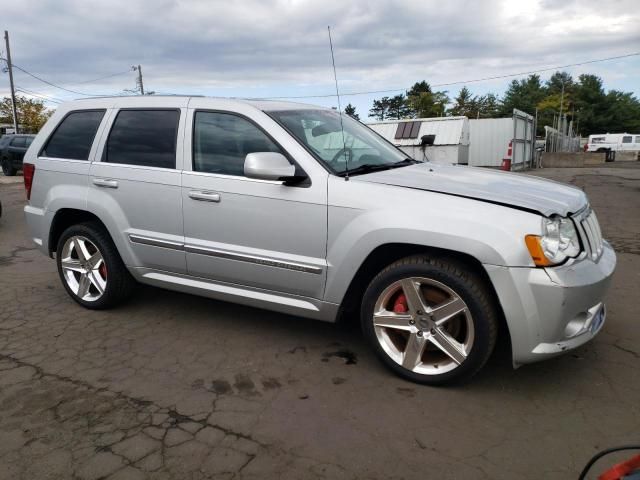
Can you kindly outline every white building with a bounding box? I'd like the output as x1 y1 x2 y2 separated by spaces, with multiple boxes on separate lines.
367 117 470 165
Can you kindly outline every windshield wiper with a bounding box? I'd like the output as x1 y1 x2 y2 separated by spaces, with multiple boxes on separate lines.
338 158 420 177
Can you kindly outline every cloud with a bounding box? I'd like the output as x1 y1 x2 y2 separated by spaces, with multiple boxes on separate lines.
1 0 638 110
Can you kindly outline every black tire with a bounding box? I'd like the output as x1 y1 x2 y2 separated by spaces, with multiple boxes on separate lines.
56 221 136 309
360 255 499 385
1 158 16 176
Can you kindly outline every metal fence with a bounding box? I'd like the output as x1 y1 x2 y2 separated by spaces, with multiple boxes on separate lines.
544 114 581 153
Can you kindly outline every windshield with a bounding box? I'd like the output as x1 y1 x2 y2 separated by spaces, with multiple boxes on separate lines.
268 109 414 176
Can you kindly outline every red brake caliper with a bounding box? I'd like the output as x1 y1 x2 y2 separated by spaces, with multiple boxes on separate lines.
99 262 107 279
393 293 408 313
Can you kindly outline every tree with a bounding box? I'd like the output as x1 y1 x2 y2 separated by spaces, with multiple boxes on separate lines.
0 95 53 133
344 103 360 120
572 74 608 135
387 94 410 120
405 81 449 118
449 87 474 117
369 97 390 120
500 74 547 118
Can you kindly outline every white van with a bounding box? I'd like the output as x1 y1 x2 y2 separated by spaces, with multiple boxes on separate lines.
585 133 640 152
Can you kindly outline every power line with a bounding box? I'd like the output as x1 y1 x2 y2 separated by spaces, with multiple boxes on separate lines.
1 58 119 96
259 51 640 99
71 69 133 85
15 85 64 104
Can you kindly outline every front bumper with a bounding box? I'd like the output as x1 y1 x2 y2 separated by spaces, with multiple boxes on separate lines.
485 241 616 366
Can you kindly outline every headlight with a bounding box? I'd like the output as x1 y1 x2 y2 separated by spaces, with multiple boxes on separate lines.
525 216 581 266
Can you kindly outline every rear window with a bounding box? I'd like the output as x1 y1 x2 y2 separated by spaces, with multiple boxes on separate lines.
104 110 179 169
591 137 605 144
41 110 105 160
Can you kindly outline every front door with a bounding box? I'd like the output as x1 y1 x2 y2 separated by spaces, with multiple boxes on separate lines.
181 108 328 299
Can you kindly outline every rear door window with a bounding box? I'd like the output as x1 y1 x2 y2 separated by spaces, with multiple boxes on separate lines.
104 110 179 169
11 137 26 147
41 110 106 160
622 136 632 143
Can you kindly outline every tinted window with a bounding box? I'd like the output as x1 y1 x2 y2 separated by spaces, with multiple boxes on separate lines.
622 136 632 143
42 110 105 160
11 137 26 147
193 111 283 176
105 110 179 169
636 136 640 143
25 137 34 147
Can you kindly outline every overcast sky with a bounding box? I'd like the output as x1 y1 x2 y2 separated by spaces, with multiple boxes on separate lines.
2 0 639 118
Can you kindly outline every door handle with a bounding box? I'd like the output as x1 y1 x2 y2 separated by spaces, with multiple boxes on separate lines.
92 178 119 189
189 190 221 203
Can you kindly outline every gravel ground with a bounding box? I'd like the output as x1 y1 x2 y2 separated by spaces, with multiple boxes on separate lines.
0 164 638 480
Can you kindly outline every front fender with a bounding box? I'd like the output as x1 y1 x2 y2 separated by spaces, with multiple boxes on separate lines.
324 177 541 304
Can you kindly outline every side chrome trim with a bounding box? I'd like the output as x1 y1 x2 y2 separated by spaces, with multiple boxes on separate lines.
184 245 323 275
128 234 323 275
129 234 184 250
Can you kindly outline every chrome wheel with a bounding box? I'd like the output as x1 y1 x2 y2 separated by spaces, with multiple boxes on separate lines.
372 277 475 375
60 236 107 302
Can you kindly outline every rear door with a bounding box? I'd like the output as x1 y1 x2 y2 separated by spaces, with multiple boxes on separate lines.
88 101 187 274
181 104 328 299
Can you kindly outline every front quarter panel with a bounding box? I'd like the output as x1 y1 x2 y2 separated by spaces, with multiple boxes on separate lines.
324 176 542 304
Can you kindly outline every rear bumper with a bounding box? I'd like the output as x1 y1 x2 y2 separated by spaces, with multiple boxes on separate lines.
24 204 49 255
485 241 616 366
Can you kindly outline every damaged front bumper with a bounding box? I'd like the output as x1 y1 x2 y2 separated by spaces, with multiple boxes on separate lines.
484 241 616 367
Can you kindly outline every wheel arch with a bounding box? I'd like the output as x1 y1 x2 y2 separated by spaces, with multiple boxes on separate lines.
49 208 112 257
336 243 510 346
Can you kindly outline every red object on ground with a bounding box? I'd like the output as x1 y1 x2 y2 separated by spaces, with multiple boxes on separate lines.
599 454 640 480
501 159 512 171
393 293 408 313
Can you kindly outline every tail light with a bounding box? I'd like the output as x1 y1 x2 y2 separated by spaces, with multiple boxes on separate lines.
23 163 35 200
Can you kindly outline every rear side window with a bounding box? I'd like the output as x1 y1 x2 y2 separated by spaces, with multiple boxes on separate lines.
41 110 105 160
622 136 632 143
11 137 26 147
105 110 179 169
25 137 34 147
193 111 283 176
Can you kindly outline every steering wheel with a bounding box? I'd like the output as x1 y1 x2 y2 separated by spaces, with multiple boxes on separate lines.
330 147 354 166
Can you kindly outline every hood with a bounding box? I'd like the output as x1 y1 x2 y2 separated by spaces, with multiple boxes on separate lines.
354 163 587 217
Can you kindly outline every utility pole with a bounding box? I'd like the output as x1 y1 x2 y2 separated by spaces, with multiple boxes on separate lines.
135 65 144 95
4 30 19 133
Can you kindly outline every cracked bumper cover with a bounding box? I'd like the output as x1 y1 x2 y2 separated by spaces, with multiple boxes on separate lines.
485 241 616 367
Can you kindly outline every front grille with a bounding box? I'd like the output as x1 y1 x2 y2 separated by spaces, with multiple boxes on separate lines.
576 209 604 260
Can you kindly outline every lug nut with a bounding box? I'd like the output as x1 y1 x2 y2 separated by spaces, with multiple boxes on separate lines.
417 310 423 315
430 328 436 335
417 330 423 337
409 319 415 325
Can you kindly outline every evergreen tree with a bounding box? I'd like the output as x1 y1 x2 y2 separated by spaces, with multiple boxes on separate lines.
344 103 360 120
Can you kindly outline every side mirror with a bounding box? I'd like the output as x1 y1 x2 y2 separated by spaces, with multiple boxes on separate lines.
244 152 296 181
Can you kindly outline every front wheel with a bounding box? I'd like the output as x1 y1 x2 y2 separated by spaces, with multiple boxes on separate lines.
361 255 498 385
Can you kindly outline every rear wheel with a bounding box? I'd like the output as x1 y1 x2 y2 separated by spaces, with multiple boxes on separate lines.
361 255 498 385
1 158 16 176
56 222 135 309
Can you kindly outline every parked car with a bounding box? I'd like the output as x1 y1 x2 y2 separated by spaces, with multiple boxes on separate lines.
23 97 616 384
0 134 35 176
585 133 640 153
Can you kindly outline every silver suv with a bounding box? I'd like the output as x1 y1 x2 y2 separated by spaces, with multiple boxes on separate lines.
23 96 616 384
